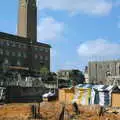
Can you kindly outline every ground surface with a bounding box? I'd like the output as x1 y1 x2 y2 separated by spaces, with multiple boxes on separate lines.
0 101 120 120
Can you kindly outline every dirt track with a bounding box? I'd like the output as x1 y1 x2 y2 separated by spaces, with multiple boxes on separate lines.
0 102 120 120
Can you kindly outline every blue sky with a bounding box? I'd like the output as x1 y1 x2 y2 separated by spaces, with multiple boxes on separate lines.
1 0 120 72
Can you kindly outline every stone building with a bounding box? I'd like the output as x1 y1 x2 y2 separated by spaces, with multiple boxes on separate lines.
88 60 120 84
57 69 85 85
0 0 51 75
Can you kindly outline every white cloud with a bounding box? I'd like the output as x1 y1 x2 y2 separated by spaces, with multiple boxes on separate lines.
38 0 112 16
37 17 64 41
77 39 120 58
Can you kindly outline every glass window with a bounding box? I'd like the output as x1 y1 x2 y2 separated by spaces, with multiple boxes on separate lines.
18 52 21 57
45 56 48 61
45 48 49 53
40 56 43 60
99 64 102 69
5 50 10 56
40 47 43 51
18 44 21 48
23 53 27 58
0 40 3 46
0 49 3 55
4 59 8 64
23 44 27 49
12 42 16 47
35 54 38 59
62 72 65 76
6 41 10 46
17 60 21 66
12 52 15 56
107 64 110 69
34 47 38 51
66 72 69 76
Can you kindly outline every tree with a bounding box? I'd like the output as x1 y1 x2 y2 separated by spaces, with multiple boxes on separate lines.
40 66 49 81
70 70 85 85
47 72 57 81
0 61 9 86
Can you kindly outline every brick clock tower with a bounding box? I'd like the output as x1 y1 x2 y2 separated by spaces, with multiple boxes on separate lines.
17 0 37 42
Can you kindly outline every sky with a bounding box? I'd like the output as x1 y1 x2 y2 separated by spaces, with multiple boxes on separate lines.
1 0 120 72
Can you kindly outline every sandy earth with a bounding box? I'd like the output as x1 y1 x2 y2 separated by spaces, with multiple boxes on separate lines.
0 102 120 120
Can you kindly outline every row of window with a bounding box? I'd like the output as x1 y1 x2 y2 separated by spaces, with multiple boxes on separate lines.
34 54 48 60
34 46 49 53
0 40 49 52
58 71 70 77
0 40 27 49
3 58 48 67
0 48 48 60
0 49 27 58
3 59 24 66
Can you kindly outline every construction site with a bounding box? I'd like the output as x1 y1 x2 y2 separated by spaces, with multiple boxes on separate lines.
0 99 120 120
1 0 120 119
0 84 120 120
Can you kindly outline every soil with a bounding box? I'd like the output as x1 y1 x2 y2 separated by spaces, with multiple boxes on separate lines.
0 101 120 120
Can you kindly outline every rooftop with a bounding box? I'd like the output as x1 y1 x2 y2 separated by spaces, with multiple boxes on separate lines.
0 32 51 48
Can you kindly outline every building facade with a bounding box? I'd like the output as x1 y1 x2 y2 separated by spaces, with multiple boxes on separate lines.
57 69 85 85
88 60 120 84
0 32 50 72
0 0 51 75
